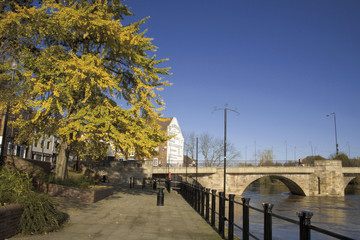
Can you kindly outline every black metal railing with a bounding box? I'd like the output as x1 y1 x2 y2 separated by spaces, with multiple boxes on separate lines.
180 182 355 240
129 177 162 189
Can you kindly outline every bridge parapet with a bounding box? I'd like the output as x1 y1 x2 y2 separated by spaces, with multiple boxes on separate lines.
342 167 360 174
152 167 217 175
226 167 314 174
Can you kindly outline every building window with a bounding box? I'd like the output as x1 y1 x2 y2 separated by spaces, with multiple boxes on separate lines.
47 141 50 149
153 158 158 166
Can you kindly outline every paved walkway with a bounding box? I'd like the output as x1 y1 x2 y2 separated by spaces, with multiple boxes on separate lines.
13 184 222 240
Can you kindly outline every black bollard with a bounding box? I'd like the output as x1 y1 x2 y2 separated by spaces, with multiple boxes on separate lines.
157 188 164 206
153 179 157 190
297 211 313 240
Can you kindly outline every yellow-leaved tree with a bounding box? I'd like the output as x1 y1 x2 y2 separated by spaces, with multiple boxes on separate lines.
0 0 171 180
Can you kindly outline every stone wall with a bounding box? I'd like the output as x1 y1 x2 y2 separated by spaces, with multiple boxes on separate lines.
313 160 344 196
0 204 23 240
97 160 153 184
5 156 50 176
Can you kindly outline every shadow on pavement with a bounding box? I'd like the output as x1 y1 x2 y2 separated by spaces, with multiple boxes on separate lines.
104 182 157 197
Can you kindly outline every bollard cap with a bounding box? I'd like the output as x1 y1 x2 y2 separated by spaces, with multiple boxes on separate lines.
296 211 313 218
241 197 251 205
262 203 274 212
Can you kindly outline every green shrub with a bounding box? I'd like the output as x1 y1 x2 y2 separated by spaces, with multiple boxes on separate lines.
54 174 95 188
0 166 63 234
0 166 33 204
17 192 63 234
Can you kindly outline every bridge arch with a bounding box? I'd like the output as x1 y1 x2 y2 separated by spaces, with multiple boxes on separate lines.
344 176 358 194
231 174 307 196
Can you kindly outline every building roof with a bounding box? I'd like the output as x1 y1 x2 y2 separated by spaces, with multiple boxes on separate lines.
157 117 173 131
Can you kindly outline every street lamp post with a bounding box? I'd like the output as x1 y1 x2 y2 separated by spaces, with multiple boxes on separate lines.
1 58 17 167
326 112 339 158
214 106 238 196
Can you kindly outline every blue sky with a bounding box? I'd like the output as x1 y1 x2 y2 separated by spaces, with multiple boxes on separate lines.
125 0 360 161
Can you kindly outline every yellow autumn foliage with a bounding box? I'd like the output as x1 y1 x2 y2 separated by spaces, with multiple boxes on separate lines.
0 0 172 179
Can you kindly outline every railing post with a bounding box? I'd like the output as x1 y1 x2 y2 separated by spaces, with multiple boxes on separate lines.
205 188 210 221
242 197 251 240
218 192 225 238
186 183 190 203
167 179 171 193
297 211 313 240
192 184 196 209
198 186 201 212
195 184 200 213
153 178 157 190
211 189 217 227
198 186 201 213
194 184 197 209
228 194 235 240
192 184 195 209
201 187 205 217
263 203 274 240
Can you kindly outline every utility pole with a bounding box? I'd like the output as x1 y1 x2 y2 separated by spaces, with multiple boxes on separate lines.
214 106 239 196
326 112 339 158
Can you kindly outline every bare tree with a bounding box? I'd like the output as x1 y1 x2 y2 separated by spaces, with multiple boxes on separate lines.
199 133 223 167
184 132 196 159
184 132 241 167
199 133 241 167
258 149 276 166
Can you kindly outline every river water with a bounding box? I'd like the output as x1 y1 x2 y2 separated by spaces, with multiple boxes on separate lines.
233 182 360 240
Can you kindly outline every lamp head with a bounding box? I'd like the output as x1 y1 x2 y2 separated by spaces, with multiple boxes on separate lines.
10 58 17 70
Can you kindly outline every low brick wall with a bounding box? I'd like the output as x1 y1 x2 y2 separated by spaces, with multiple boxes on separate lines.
0 204 23 240
38 182 114 203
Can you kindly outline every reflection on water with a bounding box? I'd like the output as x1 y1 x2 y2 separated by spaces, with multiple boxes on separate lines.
234 182 360 240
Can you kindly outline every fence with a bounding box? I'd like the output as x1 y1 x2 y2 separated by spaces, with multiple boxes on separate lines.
180 182 355 240
129 177 169 190
156 160 314 168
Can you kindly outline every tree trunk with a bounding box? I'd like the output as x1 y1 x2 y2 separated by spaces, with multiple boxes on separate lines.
55 141 68 180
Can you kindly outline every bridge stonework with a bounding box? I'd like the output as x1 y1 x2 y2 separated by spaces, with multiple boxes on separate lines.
150 160 360 197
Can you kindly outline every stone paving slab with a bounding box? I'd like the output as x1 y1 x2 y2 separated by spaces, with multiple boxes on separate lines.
13 185 222 240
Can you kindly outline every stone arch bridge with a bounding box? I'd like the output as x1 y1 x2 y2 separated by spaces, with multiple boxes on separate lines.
151 160 360 197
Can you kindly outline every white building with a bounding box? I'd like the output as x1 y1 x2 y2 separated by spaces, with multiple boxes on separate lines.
166 117 184 167
153 117 184 167
104 117 185 166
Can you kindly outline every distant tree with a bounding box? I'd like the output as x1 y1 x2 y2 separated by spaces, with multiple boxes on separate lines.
199 133 223 167
258 149 275 166
329 153 360 167
200 133 241 167
302 155 326 166
0 1 171 180
329 152 349 161
184 132 196 160
184 132 240 167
